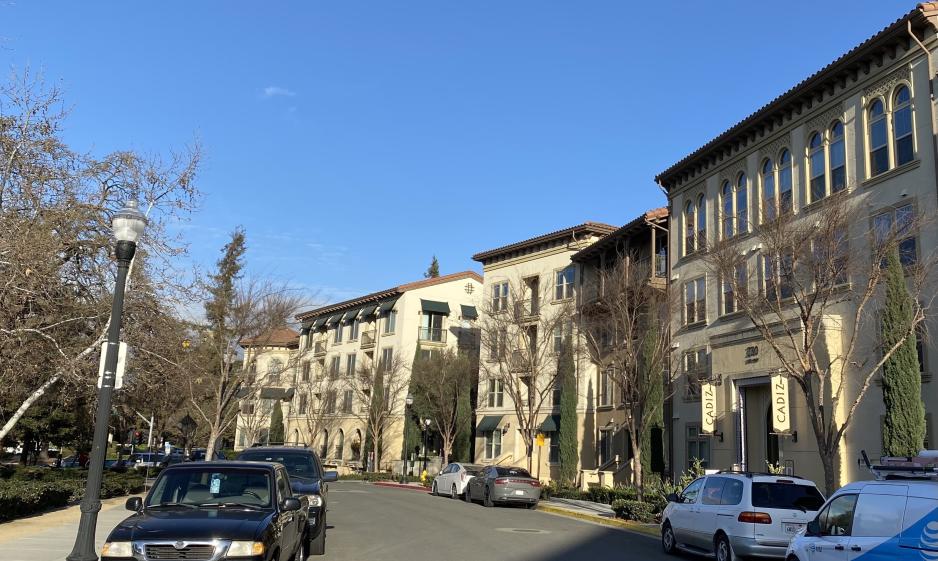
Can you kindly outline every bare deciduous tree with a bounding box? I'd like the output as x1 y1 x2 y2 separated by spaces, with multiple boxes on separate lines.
703 194 934 494
349 351 409 472
479 275 576 472
579 253 673 494
411 348 475 466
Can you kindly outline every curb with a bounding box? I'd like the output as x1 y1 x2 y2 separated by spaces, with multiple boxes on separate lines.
535 504 660 538
371 481 430 493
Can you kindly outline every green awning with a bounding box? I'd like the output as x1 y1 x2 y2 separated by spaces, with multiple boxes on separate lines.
300 326 311 336
460 305 478 320
260 387 295 400
421 299 451 315
311 317 326 329
377 299 398 314
360 304 377 317
539 414 561 433
476 415 503 433
342 308 360 322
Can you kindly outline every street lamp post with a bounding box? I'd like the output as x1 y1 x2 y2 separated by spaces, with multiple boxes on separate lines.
422 418 432 474
67 201 146 561
400 393 414 483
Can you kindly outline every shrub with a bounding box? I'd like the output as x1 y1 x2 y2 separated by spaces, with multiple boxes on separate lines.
611 499 656 522
0 469 145 522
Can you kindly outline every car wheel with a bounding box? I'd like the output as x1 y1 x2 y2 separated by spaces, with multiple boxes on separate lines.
715 533 733 561
295 535 307 561
309 518 326 556
464 487 473 503
483 487 494 508
661 522 677 555
451 484 458 500
431 482 438 496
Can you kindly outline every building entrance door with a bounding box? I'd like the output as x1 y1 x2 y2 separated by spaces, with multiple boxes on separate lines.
742 385 770 472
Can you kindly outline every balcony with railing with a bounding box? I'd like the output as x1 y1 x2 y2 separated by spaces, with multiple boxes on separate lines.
513 298 539 319
360 330 376 349
313 340 327 356
418 327 447 344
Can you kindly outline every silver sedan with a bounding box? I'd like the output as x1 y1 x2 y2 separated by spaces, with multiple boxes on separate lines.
464 466 540 508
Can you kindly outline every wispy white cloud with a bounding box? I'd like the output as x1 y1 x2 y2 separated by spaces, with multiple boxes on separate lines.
261 86 297 99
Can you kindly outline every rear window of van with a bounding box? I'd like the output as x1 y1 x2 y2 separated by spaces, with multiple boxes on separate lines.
751 482 824 511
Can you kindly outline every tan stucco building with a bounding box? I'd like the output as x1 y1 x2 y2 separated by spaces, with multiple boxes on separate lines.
656 4 938 489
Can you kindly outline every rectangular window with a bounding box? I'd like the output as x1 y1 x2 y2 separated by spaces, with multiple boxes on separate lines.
549 433 560 463
325 391 337 414
420 312 445 342
342 390 353 413
334 324 344 344
380 348 394 372
683 277 706 325
810 148 826 203
555 267 576 300
870 112 889 177
350 318 360 341
487 379 504 408
329 356 341 380
301 362 311 382
346 354 357 377
874 204 918 267
553 320 572 353
492 282 509 312
598 428 614 466
384 310 397 334
489 327 507 360
484 430 502 459
598 369 612 407
686 424 710 469
683 349 708 399
722 263 747 315
298 394 308 415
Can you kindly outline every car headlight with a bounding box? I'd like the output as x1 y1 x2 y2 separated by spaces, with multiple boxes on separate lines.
227 541 264 557
307 495 323 508
101 541 133 557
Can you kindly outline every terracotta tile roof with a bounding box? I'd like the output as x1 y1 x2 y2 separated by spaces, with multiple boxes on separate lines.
655 5 934 189
240 327 300 348
295 270 483 321
471 222 617 263
571 208 669 263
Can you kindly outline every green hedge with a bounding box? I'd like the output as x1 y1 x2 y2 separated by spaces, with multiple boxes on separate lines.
611 499 656 522
0 469 145 522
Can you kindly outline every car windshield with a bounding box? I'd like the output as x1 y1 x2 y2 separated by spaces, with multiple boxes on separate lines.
751 482 825 511
237 451 320 480
137 453 158 461
145 467 273 509
494 467 531 477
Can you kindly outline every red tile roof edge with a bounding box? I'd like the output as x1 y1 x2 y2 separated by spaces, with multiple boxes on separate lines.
571 208 669 262
471 222 618 263
240 327 300 348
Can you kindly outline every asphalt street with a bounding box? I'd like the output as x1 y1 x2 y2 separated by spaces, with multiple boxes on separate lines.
325 482 672 561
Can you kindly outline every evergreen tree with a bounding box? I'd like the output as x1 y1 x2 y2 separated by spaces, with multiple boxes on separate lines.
424 256 440 278
557 336 578 486
881 244 926 457
268 401 285 444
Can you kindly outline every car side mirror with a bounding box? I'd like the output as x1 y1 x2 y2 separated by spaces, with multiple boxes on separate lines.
323 471 338 483
666 493 680 503
125 497 142 512
806 519 821 537
281 498 302 512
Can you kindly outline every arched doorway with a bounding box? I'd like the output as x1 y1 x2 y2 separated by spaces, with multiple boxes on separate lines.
335 429 345 460
351 430 362 461
319 429 329 459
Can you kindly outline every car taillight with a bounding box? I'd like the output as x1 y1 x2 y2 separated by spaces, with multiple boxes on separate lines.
529 480 541 487
738 511 773 524
495 478 508 484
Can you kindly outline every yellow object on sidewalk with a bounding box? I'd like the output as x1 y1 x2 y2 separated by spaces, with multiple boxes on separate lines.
420 469 428 482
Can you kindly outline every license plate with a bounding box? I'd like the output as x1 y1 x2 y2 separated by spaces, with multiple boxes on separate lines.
514 490 525 496
783 523 804 535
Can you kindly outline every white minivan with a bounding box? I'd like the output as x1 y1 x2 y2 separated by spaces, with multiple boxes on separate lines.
787 480 938 560
662 472 825 561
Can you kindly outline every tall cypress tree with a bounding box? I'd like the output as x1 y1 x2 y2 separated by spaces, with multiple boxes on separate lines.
557 336 578 486
881 244 926 457
268 401 285 444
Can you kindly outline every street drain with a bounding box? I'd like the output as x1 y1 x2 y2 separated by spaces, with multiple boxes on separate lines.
495 528 550 535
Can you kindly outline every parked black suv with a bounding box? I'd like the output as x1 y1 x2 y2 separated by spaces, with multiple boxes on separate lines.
101 461 310 561
236 445 337 555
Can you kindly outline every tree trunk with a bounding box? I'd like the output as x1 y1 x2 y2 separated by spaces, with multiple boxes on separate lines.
525 441 534 472
820 449 837 497
0 374 60 443
206 429 220 459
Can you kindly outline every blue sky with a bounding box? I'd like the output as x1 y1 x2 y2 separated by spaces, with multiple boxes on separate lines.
1 1 912 304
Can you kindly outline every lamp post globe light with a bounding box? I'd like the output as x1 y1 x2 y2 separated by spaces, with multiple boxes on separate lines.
67 201 146 561
422 418 432 473
400 393 414 483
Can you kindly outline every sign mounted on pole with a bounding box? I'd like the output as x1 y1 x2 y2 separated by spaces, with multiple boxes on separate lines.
535 433 545 447
97 342 128 389
701 381 717 434
771 371 791 434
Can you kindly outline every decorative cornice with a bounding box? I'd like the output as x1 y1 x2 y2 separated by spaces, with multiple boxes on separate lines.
863 65 911 99
760 134 791 162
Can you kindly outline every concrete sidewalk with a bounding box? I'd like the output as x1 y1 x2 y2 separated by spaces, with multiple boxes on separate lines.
0 495 135 561
544 497 616 518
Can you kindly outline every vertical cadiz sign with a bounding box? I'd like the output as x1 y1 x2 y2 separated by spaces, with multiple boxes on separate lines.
701 381 717 434
771 371 791 434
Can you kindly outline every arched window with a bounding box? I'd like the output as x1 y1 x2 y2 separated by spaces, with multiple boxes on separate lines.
893 85 914 166
292 429 300 445
696 194 707 248
761 159 776 222
808 132 826 203
736 173 748 233
319 429 329 459
722 181 734 239
352 429 363 461
335 429 345 460
779 149 793 214
829 121 846 193
869 99 888 176
684 201 695 256
267 358 283 383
